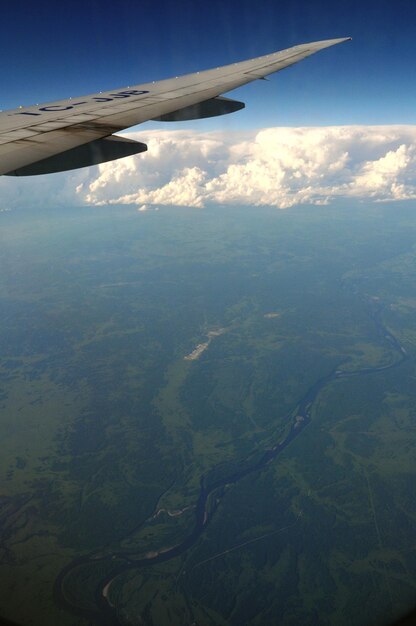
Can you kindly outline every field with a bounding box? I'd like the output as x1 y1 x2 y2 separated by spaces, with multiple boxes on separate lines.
1 202 416 625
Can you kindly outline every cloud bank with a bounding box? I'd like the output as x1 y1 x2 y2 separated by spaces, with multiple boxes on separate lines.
2 126 416 210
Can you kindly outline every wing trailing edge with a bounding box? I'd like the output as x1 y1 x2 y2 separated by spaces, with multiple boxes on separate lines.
152 96 245 122
5 135 147 176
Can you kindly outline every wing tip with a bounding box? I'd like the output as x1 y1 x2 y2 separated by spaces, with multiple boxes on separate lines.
315 36 352 45
304 36 352 53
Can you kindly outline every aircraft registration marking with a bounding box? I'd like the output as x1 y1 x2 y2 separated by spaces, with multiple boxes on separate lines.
11 90 150 117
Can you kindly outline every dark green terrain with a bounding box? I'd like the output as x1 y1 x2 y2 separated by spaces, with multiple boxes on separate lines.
1 202 416 625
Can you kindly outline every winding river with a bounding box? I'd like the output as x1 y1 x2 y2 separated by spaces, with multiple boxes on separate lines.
53 302 408 625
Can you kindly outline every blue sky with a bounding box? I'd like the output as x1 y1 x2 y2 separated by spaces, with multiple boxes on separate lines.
1 0 416 127
2 0 416 213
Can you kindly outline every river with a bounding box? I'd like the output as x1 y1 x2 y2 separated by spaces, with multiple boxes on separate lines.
53 301 407 625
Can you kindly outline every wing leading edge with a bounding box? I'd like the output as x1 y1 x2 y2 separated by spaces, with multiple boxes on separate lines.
0 37 350 176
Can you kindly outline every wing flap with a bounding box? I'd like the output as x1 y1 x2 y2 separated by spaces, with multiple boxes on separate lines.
5 135 147 176
152 96 245 122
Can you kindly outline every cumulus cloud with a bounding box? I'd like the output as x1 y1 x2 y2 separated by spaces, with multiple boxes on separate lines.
77 126 416 209
2 126 416 210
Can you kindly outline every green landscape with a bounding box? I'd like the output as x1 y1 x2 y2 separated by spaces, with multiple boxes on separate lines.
1 202 416 625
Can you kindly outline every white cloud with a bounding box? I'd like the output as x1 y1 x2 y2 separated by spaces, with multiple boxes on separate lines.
348 144 416 199
2 126 416 210
78 126 416 209
137 204 159 212
105 166 208 208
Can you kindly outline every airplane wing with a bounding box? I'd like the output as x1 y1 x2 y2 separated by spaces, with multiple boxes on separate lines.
0 37 350 176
